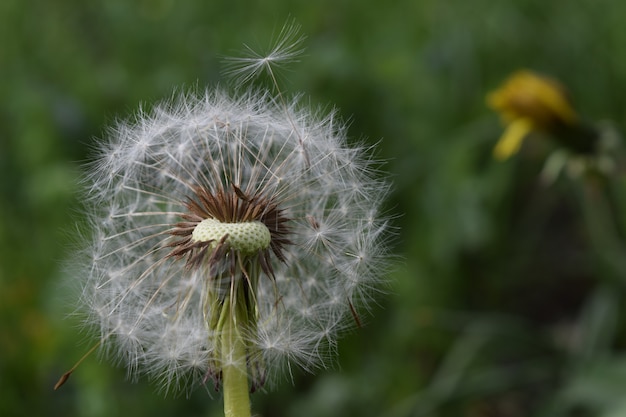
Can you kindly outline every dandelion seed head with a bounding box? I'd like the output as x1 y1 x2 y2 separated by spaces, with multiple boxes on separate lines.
71 26 391 396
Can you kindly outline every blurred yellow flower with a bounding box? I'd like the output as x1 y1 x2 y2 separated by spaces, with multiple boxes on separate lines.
487 70 578 160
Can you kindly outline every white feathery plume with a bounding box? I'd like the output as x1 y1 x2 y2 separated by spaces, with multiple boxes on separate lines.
222 21 306 85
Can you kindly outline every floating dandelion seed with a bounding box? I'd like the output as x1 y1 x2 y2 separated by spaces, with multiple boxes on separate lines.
61 25 391 417
222 21 306 85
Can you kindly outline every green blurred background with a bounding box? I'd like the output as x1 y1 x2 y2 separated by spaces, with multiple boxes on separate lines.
3 0 626 416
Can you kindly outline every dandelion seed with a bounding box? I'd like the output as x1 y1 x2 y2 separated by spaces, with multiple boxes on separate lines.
63 25 391 417
222 21 306 85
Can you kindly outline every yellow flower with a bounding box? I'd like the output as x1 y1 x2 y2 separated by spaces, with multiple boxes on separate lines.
487 70 579 160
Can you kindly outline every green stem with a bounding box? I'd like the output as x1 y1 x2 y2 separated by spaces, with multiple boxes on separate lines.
579 176 626 279
221 302 251 417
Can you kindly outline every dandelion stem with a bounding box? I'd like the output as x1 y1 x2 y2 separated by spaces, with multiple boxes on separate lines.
579 175 626 278
221 300 251 417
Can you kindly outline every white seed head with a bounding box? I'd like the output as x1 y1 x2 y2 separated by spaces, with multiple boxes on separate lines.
191 218 271 254
73 86 391 394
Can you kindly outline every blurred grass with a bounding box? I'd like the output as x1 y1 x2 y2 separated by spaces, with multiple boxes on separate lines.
2 0 626 416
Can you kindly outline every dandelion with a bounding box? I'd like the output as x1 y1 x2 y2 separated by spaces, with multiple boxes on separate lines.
487 70 595 160
59 30 391 417
487 70 618 182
